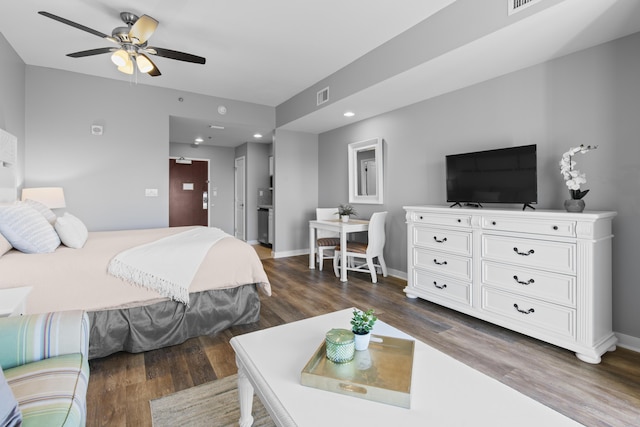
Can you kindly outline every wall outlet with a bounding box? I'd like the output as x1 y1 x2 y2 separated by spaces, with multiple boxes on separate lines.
145 188 158 197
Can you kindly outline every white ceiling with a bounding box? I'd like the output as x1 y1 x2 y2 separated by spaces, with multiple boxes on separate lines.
2 0 640 146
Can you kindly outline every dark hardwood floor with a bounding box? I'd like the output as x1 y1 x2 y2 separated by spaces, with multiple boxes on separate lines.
87 254 640 427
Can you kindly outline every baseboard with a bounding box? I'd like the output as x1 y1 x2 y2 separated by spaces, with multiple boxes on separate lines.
615 332 640 353
272 248 309 259
247 240 259 245
387 268 407 281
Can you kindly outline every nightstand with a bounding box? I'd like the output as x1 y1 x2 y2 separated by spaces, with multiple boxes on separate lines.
0 287 32 317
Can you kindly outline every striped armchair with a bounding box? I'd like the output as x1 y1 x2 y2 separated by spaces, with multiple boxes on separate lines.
0 311 90 427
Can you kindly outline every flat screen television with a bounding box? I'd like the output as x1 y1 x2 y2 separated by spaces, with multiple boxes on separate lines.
446 144 537 209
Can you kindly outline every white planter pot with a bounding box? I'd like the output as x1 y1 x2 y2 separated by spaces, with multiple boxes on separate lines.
354 332 371 351
341 215 350 222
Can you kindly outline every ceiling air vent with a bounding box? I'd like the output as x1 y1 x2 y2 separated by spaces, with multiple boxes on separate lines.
508 0 543 15
317 87 329 106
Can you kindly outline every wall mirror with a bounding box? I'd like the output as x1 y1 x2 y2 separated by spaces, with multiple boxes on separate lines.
348 137 383 204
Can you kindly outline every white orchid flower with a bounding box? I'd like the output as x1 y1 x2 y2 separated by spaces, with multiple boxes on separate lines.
559 144 597 197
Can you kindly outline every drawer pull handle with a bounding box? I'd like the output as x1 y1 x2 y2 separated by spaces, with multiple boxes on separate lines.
433 259 448 266
513 275 535 285
492 221 497 226
433 281 447 290
419 216 424 220
553 225 559 230
433 236 447 243
513 304 535 314
457 219 462 223
513 247 535 256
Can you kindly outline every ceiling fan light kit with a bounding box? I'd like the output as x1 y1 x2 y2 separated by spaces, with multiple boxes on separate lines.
136 54 154 73
38 10 206 78
118 60 134 75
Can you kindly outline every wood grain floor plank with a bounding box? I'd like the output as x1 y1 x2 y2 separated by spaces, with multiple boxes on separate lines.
87 254 640 427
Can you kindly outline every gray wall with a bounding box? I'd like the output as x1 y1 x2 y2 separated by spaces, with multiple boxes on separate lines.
317 32 640 340
169 143 235 235
273 129 318 256
0 33 25 194
23 66 274 231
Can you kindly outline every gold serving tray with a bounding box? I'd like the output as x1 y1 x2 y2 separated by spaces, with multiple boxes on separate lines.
300 334 414 408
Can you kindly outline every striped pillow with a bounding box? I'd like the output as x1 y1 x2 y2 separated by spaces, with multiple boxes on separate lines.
0 204 60 254
22 198 57 225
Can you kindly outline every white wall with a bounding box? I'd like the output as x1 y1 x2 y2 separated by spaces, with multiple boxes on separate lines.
317 32 640 340
0 33 25 194
273 129 318 256
24 66 274 231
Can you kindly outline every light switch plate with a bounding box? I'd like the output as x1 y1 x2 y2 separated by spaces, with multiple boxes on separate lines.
145 188 158 197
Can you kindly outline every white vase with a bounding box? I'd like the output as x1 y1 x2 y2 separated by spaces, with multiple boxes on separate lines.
354 332 371 351
341 215 349 222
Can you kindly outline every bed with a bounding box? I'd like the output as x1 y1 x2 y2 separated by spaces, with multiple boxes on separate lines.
0 225 271 359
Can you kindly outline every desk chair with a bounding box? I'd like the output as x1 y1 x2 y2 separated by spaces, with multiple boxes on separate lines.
316 208 340 271
333 211 388 283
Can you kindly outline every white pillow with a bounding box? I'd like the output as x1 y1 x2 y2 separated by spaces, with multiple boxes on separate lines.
22 198 57 225
0 204 60 253
0 232 11 257
55 212 88 249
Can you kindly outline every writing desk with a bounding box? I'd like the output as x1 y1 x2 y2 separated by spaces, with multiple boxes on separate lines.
309 219 369 282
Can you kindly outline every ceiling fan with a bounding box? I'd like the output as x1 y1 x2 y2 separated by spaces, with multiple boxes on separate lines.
38 10 206 77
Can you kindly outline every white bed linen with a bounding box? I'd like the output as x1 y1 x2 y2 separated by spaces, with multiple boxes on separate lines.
0 226 271 314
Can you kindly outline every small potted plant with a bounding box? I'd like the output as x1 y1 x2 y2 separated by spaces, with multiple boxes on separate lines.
338 204 357 222
351 308 377 350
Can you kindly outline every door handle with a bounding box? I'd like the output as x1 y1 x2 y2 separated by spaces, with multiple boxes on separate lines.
203 191 208 209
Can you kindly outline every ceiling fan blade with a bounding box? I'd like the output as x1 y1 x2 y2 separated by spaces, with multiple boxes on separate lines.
129 14 158 44
38 11 111 40
148 47 206 64
66 47 114 58
148 65 162 77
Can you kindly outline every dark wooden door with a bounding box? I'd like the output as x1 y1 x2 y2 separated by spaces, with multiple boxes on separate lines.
169 158 208 227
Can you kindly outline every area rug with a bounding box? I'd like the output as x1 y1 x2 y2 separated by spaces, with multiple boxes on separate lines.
150 374 275 427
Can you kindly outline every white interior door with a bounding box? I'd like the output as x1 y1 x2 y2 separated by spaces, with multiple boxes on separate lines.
234 156 246 240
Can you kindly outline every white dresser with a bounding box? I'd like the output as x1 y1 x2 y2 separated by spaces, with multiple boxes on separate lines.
404 206 617 363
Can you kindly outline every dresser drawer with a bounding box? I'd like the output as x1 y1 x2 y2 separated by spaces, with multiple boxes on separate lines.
413 269 471 306
413 248 472 281
481 235 575 275
412 226 472 256
481 261 576 307
481 216 575 237
411 212 471 228
481 288 576 340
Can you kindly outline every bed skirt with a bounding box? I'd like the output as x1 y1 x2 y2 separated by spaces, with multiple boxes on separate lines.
87 284 260 359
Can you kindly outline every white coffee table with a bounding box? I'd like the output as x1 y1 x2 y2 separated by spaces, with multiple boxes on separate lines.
230 309 583 427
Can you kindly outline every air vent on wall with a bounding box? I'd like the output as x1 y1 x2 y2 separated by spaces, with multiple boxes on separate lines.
508 0 543 15
317 87 329 106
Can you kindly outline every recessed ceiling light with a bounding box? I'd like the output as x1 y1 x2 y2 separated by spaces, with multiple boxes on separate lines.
194 137 204 144
209 125 225 130
253 133 263 139
344 111 355 117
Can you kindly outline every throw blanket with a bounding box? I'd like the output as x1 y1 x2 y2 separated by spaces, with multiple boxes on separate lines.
107 227 230 305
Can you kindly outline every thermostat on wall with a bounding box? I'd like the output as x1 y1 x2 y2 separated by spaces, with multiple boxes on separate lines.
91 125 103 136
